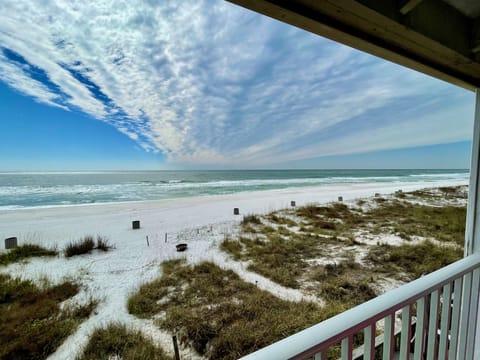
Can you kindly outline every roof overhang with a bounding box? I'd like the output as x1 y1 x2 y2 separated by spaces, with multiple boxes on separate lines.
227 0 480 91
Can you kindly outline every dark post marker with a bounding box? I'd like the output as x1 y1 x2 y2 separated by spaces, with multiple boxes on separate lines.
172 335 180 360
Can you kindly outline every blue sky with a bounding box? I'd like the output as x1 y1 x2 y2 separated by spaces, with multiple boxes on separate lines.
0 1 476 171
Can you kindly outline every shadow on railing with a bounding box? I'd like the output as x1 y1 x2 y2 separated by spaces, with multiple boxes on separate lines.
240 253 480 360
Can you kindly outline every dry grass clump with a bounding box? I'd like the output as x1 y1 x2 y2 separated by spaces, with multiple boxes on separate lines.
0 243 57 266
265 213 298 227
65 236 95 257
79 323 171 360
296 203 363 236
221 186 466 294
219 236 242 261
128 260 343 360
95 236 113 252
65 235 113 257
308 258 377 305
222 232 325 288
241 214 262 226
365 202 466 245
366 240 463 280
0 274 96 359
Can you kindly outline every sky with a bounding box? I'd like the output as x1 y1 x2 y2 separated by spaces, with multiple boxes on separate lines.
0 0 476 171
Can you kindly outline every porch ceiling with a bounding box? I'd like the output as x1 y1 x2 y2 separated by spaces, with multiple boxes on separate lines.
227 0 480 91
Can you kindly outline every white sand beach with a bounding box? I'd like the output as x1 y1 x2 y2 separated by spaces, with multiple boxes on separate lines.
0 179 468 360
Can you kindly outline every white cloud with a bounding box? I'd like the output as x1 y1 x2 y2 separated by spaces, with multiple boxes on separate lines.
0 0 474 167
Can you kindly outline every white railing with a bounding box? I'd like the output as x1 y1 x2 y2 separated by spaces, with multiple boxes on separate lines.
240 253 480 360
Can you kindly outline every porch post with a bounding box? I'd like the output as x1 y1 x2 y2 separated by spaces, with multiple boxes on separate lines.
465 89 480 360
466 89 480 256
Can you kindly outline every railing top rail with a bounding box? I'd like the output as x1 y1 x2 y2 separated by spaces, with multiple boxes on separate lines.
240 253 480 360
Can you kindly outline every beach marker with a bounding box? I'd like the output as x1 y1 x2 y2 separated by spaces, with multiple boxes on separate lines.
291 201 296 207
172 335 180 360
132 220 140 229
338 196 343 202
146 236 149 247
165 233 168 243
233 208 240 215
4 237 17 250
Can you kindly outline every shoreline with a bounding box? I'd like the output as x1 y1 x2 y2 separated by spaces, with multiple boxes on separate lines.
0 179 468 252
0 177 469 212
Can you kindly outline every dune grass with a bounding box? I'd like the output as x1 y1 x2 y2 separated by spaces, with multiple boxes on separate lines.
220 186 466 292
0 274 96 359
65 236 95 257
128 260 353 360
95 236 113 252
365 202 466 245
366 240 463 280
79 323 171 360
0 243 57 266
239 232 325 288
65 235 113 257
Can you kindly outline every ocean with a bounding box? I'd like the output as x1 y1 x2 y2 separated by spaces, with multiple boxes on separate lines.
0 169 469 210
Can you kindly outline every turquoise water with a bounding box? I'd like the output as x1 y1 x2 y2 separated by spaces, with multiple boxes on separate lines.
0 169 469 209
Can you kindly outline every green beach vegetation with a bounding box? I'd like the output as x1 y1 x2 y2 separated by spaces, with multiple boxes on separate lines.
0 243 57 266
221 186 466 291
0 274 96 359
79 323 171 360
65 235 113 257
128 259 351 360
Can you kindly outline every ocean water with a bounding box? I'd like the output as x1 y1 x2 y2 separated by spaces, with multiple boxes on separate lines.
0 169 469 209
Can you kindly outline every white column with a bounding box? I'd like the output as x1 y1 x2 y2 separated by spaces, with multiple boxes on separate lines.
465 89 480 359
466 89 480 255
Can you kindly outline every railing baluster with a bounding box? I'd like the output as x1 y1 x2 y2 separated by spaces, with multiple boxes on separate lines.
341 336 353 360
383 314 395 359
438 282 452 358
413 297 426 360
363 324 375 360
466 268 480 360
457 272 473 358
426 290 439 360
400 304 412 360
448 277 463 359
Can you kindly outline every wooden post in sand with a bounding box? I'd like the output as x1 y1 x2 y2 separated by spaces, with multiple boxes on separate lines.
233 208 240 215
132 220 140 229
172 335 180 360
291 201 296 207
146 236 149 247
165 233 168 243
338 196 343 202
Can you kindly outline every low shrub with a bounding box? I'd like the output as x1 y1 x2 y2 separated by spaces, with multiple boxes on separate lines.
65 236 95 257
0 274 95 359
220 237 243 260
79 323 170 360
96 236 113 252
128 260 337 360
367 240 463 280
0 244 57 266
241 214 262 226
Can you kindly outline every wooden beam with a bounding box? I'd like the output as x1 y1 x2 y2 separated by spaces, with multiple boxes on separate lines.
399 0 425 15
